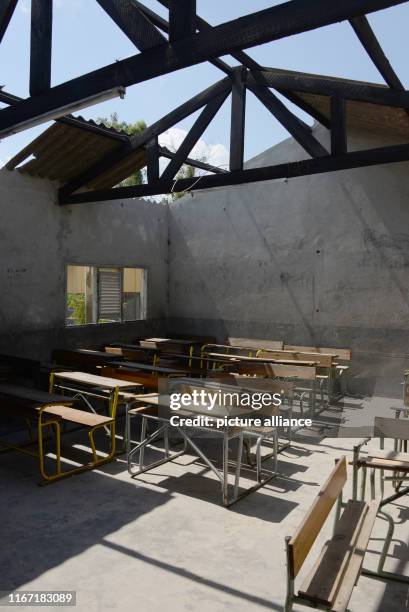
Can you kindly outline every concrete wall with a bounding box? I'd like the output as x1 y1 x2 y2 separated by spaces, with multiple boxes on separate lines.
167 126 409 396
0 169 168 360
3 124 409 396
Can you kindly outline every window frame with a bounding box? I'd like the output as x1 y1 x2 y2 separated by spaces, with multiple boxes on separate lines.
64 262 148 328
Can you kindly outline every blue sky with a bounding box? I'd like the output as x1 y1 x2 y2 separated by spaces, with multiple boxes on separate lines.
1 0 408 167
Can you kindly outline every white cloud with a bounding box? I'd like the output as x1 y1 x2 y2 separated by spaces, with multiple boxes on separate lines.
158 127 228 174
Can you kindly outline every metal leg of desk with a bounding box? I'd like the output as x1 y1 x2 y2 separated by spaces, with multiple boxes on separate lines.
126 413 187 477
362 509 409 584
127 415 277 507
222 432 230 506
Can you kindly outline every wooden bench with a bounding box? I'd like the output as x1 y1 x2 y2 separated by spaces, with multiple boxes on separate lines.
234 362 322 416
258 349 334 405
285 456 380 611
41 404 113 427
284 345 351 396
284 345 351 361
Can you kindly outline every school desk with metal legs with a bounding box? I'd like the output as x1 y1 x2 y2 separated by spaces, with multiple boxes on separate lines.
49 371 143 454
0 383 114 483
126 393 279 507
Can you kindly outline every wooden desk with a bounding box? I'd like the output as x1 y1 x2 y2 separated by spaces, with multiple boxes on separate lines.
0 383 74 407
0 382 116 483
105 344 157 363
104 361 196 391
110 361 199 375
206 353 317 367
52 370 141 391
139 338 203 359
52 349 124 373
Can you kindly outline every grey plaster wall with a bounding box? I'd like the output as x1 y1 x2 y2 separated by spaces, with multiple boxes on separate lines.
167 126 409 396
0 169 168 360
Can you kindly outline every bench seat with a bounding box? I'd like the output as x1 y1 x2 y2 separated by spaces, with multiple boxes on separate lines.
359 449 409 471
40 405 113 427
128 405 159 417
298 499 379 612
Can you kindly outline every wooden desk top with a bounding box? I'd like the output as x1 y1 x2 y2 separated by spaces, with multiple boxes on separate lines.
206 353 317 366
111 361 193 375
73 349 122 360
53 371 142 390
108 343 160 353
140 338 201 348
0 384 74 406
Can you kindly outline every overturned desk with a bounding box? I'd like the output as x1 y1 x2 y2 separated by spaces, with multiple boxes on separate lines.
126 390 280 506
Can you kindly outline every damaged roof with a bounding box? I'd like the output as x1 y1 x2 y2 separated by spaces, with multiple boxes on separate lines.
5 115 147 190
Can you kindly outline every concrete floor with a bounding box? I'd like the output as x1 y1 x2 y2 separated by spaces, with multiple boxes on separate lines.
0 396 408 612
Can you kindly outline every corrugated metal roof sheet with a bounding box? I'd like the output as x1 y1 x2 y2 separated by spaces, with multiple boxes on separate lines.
6 116 146 190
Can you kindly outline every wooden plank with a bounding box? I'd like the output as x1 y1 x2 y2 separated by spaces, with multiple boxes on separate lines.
2 0 405 138
332 500 380 612
364 456 409 470
111 360 192 374
288 457 347 578
53 370 142 389
249 82 328 158
102 367 159 391
230 67 247 171
298 500 368 607
135 0 232 75
30 0 53 96
247 68 409 109
105 346 153 362
206 352 316 367
374 416 409 440
284 345 351 360
61 142 409 204
228 337 284 350
157 0 330 127
349 16 405 91
161 91 229 181
146 137 160 182
42 405 113 427
160 145 227 174
258 350 334 368
96 0 166 50
168 0 196 41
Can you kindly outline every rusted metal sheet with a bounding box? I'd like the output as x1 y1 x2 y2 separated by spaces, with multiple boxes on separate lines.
6 116 147 189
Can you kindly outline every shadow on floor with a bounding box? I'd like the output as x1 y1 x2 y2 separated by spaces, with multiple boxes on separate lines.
101 540 282 610
0 452 172 591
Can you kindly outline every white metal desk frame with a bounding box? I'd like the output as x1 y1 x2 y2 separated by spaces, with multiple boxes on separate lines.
126 395 278 507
